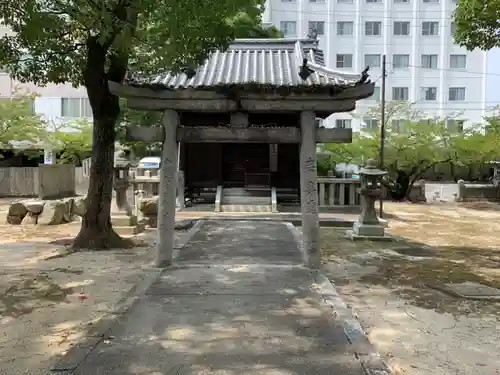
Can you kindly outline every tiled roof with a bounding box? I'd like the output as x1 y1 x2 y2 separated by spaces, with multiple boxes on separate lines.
126 38 369 90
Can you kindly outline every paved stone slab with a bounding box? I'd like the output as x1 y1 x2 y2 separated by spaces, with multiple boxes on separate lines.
72 294 365 375
147 265 313 296
433 281 500 300
176 220 303 265
53 219 368 375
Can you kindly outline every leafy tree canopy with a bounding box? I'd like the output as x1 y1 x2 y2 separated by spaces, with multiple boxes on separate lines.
46 120 93 165
324 102 500 199
0 0 270 249
0 90 47 150
453 0 500 50
0 0 268 85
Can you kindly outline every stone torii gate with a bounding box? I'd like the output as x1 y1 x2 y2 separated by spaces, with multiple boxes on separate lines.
109 38 374 269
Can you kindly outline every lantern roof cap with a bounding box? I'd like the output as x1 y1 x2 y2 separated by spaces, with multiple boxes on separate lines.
359 158 387 176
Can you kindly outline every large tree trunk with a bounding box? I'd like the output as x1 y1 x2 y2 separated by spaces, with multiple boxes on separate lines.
72 115 131 249
72 37 132 250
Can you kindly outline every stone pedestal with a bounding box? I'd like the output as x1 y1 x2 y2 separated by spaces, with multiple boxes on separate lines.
111 214 145 235
345 221 391 241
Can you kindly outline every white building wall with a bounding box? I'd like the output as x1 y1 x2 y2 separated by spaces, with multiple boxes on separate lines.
264 0 493 131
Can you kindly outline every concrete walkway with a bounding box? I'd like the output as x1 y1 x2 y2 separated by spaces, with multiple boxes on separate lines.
62 220 367 375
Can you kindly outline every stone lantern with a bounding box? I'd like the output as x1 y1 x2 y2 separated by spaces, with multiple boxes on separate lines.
111 159 144 235
346 158 391 240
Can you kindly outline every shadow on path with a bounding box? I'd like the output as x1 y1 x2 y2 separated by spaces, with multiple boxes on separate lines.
58 220 366 375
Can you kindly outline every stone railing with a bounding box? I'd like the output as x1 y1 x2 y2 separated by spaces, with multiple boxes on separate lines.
317 177 360 207
317 177 427 207
129 170 185 209
456 180 500 202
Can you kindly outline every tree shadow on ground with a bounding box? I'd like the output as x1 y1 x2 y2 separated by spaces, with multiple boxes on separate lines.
460 201 500 211
56 265 367 375
0 274 74 317
320 228 500 316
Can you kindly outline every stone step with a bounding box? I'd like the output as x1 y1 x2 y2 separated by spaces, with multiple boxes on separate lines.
114 223 146 236
220 205 273 213
223 188 270 197
222 196 272 205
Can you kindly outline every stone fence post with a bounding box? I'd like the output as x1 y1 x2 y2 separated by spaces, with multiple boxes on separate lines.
418 179 426 202
456 180 465 202
177 170 185 210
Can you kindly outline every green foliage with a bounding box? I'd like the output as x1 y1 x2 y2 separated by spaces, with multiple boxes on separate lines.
324 101 500 199
46 120 93 165
117 100 161 158
229 12 284 38
0 91 47 151
453 0 500 50
0 0 269 85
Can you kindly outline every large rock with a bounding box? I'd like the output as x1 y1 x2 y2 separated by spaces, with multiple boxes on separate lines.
37 200 66 225
21 211 38 225
73 196 88 217
62 197 75 222
138 196 159 216
24 201 45 214
138 196 159 228
7 202 28 225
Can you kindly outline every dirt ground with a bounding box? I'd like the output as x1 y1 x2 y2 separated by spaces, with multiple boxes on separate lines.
321 201 500 375
0 199 190 375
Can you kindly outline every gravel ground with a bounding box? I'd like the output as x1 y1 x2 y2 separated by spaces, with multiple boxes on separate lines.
0 208 188 375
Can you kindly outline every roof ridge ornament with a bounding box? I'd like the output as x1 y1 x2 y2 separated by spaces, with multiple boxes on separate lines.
299 58 315 81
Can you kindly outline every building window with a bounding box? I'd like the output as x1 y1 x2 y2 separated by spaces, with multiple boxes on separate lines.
337 21 354 36
336 54 353 68
308 21 325 35
392 119 406 133
338 0 353 2
365 54 381 68
421 87 437 101
450 22 456 36
309 0 326 2
394 0 410 2
447 119 464 133
450 54 466 69
336 119 352 128
61 98 92 118
280 21 297 37
370 87 381 101
393 54 410 68
392 87 409 100
365 21 382 36
366 0 382 3
422 21 439 36
281 0 296 2
421 54 438 69
394 21 410 36
422 0 439 2
419 119 439 127
364 118 380 130
449 87 466 101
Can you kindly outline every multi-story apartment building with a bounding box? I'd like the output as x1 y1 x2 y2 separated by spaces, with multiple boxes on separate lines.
263 0 496 131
